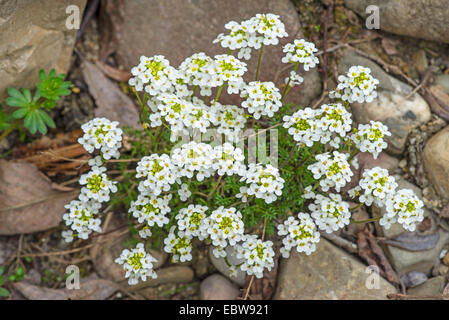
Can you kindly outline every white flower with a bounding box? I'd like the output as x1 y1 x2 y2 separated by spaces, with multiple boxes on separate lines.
212 143 246 177
136 154 178 196
307 151 353 192
129 193 172 228
277 213 320 257
178 183 192 202
283 107 323 147
129 55 178 96
62 199 102 240
115 243 158 285
308 194 351 233
240 81 282 119
317 103 352 139
171 142 215 181
200 206 245 257
78 117 123 160
329 65 379 103
351 121 391 159
382 189 424 232
281 39 319 71
236 235 275 278
349 167 397 207
238 163 285 204
285 70 304 87
79 166 117 203
176 204 209 238
178 52 215 89
213 54 247 91
213 102 247 143
163 226 193 263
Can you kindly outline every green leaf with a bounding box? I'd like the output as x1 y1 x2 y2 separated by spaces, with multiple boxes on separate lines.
5 97 27 108
8 275 16 282
0 266 4 276
7 88 25 100
12 108 28 119
22 88 32 102
37 68 72 101
16 267 24 276
0 287 9 297
35 113 47 135
24 112 38 134
38 110 55 129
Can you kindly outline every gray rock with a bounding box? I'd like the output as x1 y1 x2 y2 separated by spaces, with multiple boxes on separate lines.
115 0 321 107
208 246 247 286
273 239 397 300
407 276 447 298
400 271 428 288
200 274 240 300
424 126 449 199
338 51 431 155
374 179 449 275
345 0 449 43
436 75 449 95
0 0 87 101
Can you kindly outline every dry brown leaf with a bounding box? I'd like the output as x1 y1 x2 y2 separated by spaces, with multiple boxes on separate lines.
0 160 78 235
424 85 449 121
13 279 117 300
82 60 140 129
95 60 132 82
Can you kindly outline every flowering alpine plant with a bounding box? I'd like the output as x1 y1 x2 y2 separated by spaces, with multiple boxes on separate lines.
61 13 424 285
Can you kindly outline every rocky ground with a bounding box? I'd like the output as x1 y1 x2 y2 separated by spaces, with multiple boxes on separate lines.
1 0 449 300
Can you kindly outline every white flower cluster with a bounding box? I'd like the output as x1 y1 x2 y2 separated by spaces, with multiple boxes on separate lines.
351 121 391 159
283 103 352 148
212 143 246 176
307 151 353 192
281 39 319 71
129 194 172 228
349 167 397 206
62 200 102 241
330 66 379 103
78 117 123 160
241 81 282 119
136 154 177 196
214 102 247 142
164 226 193 263
175 204 209 238
177 183 192 202
171 142 215 181
214 13 287 60
115 243 158 285
277 213 320 257
128 55 178 95
235 235 275 279
382 189 424 232
79 166 117 203
308 193 351 233
201 206 245 258
285 70 304 87
238 163 285 204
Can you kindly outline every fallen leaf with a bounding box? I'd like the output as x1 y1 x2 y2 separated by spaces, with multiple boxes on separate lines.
0 160 78 235
95 60 132 82
82 60 140 129
382 231 440 252
13 279 117 300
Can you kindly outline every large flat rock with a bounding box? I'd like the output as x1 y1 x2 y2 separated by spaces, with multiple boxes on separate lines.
273 239 396 299
115 0 321 107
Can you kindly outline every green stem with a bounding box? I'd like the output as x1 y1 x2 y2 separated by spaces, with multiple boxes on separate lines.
0 119 21 143
350 216 381 224
350 203 364 212
279 145 297 170
255 43 264 81
281 62 300 102
215 84 225 102
207 175 223 201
